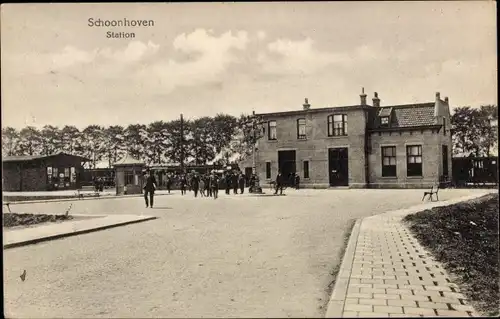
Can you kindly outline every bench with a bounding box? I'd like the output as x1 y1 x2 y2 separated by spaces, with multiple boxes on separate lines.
422 185 439 202
75 187 100 199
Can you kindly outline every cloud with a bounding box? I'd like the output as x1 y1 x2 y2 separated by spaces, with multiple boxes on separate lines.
138 28 249 92
257 31 267 40
51 46 97 69
258 38 351 75
100 41 159 63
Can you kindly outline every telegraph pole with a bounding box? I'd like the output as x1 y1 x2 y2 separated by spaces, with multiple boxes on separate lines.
180 113 184 173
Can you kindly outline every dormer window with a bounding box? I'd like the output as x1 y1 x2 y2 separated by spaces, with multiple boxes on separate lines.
381 116 389 126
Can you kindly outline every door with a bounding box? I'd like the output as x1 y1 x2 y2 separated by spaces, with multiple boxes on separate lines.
328 148 349 186
442 145 449 177
278 150 296 186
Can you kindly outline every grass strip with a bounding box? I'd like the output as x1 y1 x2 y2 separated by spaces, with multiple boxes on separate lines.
403 193 499 316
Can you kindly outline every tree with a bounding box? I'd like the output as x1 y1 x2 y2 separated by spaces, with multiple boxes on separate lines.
104 125 126 167
2 127 20 156
144 121 171 165
451 105 498 157
40 125 62 155
229 113 266 162
60 125 82 155
189 117 216 165
477 105 498 157
212 113 238 155
163 119 191 164
17 126 42 156
124 124 148 161
80 125 107 168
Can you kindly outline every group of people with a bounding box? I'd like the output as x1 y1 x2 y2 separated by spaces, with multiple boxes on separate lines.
223 171 247 195
141 168 302 207
179 171 222 199
274 171 300 195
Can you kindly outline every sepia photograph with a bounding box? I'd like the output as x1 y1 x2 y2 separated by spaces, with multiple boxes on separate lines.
1 1 498 318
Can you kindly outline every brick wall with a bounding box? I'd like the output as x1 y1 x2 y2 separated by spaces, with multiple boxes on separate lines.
257 108 367 188
369 129 441 188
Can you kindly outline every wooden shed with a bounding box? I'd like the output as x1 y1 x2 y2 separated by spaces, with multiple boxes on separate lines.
2 152 90 191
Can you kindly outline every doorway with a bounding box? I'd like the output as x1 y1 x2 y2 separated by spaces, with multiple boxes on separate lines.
278 150 296 186
328 148 349 186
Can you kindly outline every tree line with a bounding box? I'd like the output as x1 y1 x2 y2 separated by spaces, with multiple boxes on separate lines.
451 105 498 157
3 104 496 167
2 113 263 169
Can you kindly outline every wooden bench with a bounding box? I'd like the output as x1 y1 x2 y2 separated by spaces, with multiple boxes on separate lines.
76 187 100 199
422 185 439 202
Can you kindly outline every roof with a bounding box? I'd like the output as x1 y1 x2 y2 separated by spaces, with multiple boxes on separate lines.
370 103 436 129
113 153 145 166
256 104 369 117
391 103 436 128
378 107 393 117
2 152 90 163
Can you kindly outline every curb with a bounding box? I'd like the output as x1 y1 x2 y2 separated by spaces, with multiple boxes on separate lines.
3 216 157 249
325 218 362 318
3 193 173 205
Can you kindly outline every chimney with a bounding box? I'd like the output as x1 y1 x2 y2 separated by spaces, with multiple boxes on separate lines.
444 97 449 104
372 92 380 107
436 92 441 101
303 98 311 110
360 87 367 106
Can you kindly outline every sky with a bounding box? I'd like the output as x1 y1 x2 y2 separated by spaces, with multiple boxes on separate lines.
1 1 497 130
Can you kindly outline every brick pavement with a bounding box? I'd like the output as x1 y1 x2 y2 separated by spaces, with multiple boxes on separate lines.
326 192 494 318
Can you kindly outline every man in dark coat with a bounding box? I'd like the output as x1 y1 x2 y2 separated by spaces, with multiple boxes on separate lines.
191 173 200 198
166 174 172 194
295 173 300 190
180 175 187 195
232 172 239 194
274 171 284 195
238 173 245 194
210 172 219 199
143 170 157 208
225 173 231 195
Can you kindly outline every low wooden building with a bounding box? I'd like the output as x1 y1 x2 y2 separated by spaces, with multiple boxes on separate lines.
2 152 90 191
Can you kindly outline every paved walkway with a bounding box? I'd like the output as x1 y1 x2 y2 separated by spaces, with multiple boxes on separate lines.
3 214 157 249
326 192 494 318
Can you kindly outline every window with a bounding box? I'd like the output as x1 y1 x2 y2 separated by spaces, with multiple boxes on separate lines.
381 116 389 126
443 118 446 135
303 161 310 178
328 114 348 136
266 162 271 179
381 146 397 177
406 145 423 177
124 171 134 185
64 168 70 177
268 121 277 140
297 118 306 139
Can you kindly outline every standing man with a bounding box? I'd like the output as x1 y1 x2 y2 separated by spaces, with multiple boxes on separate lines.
180 174 187 195
274 171 284 195
166 174 172 194
192 173 200 198
232 172 239 194
143 169 157 208
238 173 245 194
295 173 300 190
210 171 219 199
225 173 231 195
